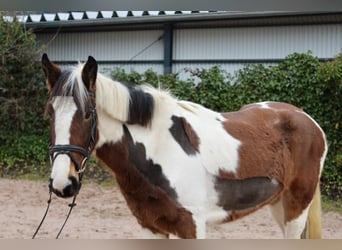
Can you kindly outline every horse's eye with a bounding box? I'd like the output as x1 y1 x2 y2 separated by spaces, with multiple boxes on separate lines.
85 111 91 119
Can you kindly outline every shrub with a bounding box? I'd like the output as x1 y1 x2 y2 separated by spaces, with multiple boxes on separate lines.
0 14 48 177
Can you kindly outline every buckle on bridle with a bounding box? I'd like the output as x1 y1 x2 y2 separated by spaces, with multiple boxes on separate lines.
49 144 90 173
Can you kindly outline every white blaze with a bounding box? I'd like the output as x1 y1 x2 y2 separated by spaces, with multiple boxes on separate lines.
50 96 77 191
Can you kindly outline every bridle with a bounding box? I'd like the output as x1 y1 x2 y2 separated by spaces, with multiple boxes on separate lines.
49 99 97 177
33 92 97 239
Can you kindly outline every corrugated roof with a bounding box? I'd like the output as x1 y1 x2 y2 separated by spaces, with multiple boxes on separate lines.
6 11 222 23
5 11 342 32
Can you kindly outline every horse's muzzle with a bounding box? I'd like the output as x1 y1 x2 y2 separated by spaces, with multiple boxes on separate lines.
49 177 80 198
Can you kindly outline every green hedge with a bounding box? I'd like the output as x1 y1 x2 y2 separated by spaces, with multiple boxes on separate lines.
111 52 342 199
0 15 48 177
0 15 341 199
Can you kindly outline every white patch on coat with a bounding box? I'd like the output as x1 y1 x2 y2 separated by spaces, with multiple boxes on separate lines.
50 96 77 191
271 178 279 185
176 101 241 175
95 108 124 148
205 175 229 224
257 101 272 109
269 199 285 234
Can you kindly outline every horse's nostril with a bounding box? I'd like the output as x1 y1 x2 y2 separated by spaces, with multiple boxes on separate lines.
62 184 76 197
62 177 79 197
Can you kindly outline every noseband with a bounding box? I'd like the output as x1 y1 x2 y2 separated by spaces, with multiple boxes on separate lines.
49 94 97 176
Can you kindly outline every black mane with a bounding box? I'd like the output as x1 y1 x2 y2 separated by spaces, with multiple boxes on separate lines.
125 83 154 127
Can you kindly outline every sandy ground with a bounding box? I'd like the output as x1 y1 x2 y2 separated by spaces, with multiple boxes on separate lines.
0 178 341 239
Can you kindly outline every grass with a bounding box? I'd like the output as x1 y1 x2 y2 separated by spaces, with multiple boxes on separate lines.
322 195 342 214
1 173 48 182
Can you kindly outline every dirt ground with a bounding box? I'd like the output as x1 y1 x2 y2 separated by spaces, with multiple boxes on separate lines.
0 178 341 239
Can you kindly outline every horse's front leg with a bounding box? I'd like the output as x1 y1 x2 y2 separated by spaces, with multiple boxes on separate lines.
140 228 169 239
193 214 206 239
182 206 206 239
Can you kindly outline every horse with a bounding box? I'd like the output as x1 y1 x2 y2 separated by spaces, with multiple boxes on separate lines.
41 53 328 239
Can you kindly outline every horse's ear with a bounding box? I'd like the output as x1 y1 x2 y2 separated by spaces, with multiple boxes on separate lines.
82 56 98 92
41 53 61 92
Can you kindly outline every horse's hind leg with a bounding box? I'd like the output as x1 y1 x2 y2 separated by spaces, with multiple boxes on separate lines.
281 181 318 239
284 205 311 239
270 195 311 239
269 198 285 235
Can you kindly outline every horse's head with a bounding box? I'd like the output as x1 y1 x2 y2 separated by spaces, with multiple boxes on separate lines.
42 54 98 198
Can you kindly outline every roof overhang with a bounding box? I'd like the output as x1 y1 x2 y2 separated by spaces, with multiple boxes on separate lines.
22 11 342 33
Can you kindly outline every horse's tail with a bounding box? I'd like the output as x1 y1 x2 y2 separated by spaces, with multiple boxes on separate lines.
301 184 322 239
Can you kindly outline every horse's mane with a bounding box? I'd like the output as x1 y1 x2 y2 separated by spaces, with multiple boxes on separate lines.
95 73 131 123
53 63 208 125
97 72 168 126
96 71 214 124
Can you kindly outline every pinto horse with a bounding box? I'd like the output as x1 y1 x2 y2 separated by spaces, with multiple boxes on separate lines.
42 54 327 239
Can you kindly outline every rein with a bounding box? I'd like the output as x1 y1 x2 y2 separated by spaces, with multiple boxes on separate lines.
32 93 97 239
32 190 78 239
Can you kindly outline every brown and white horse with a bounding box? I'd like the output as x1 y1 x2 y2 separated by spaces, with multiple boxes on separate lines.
42 54 327 239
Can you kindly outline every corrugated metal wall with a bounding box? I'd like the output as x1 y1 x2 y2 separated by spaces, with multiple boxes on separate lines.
57 63 163 77
173 24 342 60
37 23 342 76
98 63 164 76
172 24 342 75
38 30 164 61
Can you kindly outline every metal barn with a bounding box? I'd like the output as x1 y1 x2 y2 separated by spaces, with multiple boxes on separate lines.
21 11 342 77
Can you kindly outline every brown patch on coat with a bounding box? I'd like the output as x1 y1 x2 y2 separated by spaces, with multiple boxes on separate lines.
169 116 200 155
220 102 326 223
95 126 197 238
67 109 94 177
182 117 200 152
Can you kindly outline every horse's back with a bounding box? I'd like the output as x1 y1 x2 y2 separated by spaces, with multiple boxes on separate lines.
221 101 326 182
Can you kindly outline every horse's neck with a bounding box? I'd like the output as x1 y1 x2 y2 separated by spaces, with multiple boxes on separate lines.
95 107 125 149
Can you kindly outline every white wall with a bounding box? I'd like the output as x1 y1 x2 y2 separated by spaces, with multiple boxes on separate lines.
37 23 342 77
37 30 164 61
173 24 342 60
